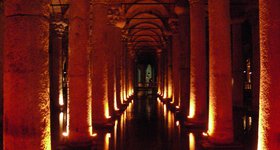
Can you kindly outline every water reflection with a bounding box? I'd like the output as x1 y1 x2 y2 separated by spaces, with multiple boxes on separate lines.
189 133 195 150
57 92 203 150
92 93 203 150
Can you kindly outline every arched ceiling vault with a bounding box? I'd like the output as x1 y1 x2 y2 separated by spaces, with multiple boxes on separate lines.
122 0 177 56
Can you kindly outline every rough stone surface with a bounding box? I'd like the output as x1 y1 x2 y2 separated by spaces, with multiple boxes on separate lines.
189 0 207 122
208 0 233 144
4 1 50 149
258 0 280 149
68 0 91 142
91 3 110 125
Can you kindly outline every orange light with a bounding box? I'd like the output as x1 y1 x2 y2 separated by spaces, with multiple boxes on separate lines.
41 94 51 150
163 104 167 118
105 133 111 150
168 85 172 99
189 133 195 150
208 96 216 136
88 75 93 136
62 132 69 137
114 120 118 149
59 112 64 127
105 101 111 119
157 98 161 103
91 132 97 137
59 93 64 106
188 92 196 119
114 97 119 111
176 120 180 126
202 132 208 137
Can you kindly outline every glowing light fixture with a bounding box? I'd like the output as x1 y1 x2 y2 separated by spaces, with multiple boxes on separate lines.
91 132 98 137
176 120 180 126
62 132 69 137
202 132 208 137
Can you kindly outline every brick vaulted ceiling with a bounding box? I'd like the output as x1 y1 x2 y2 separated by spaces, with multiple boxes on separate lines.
50 0 258 56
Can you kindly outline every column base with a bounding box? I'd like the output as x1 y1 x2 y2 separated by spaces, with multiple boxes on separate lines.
114 109 122 118
202 140 243 150
66 139 95 150
184 120 206 130
93 120 115 130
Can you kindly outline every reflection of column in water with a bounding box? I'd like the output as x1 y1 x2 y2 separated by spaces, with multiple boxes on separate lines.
59 112 64 141
176 120 181 135
189 133 195 150
157 99 161 120
104 133 111 150
114 120 118 150
167 111 174 142
147 98 151 120
119 110 127 150
127 101 133 120
175 120 181 149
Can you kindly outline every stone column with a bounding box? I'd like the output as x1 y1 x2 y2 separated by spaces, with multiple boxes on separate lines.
167 36 173 100
107 5 126 115
170 18 181 107
188 0 207 124
107 26 116 118
4 1 51 149
127 56 134 97
91 2 111 126
122 40 128 101
124 44 129 99
164 50 169 99
50 21 67 147
179 7 190 120
114 28 123 111
157 52 162 94
68 0 91 142
120 38 127 102
0 2 4 147
107 25 123 116
258 0 280 149
208 0 233 143
231 23 243 107
160 53 165 96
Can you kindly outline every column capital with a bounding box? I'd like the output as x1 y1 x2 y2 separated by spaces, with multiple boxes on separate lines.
121 29 128 41
188 0 203 5
52 21 68 39
174 5 187 15
107 5 126 28
168 18 179 34
91 0 111 5
0 1 3 12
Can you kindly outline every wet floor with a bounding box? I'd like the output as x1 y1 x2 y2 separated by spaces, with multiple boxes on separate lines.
89 92 204 150
56 91 257 150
